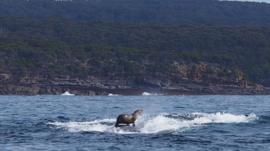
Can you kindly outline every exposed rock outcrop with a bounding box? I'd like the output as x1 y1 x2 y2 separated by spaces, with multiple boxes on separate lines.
0 62 268 95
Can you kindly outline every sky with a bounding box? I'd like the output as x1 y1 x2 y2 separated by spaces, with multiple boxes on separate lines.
221 0 270 3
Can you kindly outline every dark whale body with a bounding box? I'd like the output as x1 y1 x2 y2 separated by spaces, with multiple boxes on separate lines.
115 109 143 127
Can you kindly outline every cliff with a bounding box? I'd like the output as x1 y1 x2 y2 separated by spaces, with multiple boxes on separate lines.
0 62 268 95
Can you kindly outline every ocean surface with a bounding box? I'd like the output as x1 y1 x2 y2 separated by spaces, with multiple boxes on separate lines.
0 95 270 151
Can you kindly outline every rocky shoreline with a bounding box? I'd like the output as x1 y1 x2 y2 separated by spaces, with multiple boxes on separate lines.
0 78 268 96
0 62 269 95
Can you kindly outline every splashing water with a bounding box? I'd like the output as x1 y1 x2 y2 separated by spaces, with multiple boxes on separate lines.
49 112 257 134
61 91 75 96
141 92 162 96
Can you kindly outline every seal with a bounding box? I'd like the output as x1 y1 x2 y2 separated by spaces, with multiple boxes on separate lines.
115 109 143 127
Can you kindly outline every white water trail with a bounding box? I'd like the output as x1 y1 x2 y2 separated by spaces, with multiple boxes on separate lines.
49 112 257 134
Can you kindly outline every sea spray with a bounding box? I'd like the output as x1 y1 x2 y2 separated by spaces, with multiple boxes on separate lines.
49 112 258 134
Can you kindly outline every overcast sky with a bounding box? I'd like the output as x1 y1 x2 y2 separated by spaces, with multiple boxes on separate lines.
221 0 270 3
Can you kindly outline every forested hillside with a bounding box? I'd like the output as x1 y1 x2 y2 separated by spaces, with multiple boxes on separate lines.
0 0 270 26
0 0 270 94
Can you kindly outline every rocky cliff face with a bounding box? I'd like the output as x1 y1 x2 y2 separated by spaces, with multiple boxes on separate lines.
0 62 268 95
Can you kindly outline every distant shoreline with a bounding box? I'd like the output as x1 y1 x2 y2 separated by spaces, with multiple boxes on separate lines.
0 85 269 96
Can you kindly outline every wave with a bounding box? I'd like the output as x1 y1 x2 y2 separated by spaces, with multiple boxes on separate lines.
48 112 257 134
108 93 120 96
61 91 75 96
142 92 162 96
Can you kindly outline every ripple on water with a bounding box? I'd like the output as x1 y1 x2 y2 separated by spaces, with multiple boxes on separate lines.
1 95 270 151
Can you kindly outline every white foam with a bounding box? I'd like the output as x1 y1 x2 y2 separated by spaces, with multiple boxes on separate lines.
191 112 257 124
49 119 115 132
61 91 75 96
49 112 257 134
140 115 191 133
108 93 119 96
142 92 162 96
142 92 151 96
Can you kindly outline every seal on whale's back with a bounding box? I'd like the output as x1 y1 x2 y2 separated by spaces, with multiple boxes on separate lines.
115 109 143 127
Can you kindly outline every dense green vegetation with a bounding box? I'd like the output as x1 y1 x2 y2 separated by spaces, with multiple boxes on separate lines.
0 0 270 88
1 0 270 26
1 17 270 85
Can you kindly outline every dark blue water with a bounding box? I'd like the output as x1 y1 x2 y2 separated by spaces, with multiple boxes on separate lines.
0 95 270 151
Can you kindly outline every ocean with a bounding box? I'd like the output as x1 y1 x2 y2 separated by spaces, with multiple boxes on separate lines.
0 95 269 150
